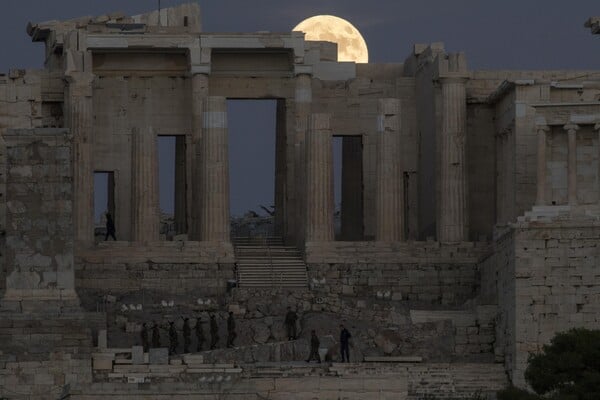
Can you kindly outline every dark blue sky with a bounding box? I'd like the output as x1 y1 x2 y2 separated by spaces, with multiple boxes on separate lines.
2 1 599 218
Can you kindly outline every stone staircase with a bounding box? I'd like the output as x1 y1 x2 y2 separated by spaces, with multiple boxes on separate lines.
233 237 308 288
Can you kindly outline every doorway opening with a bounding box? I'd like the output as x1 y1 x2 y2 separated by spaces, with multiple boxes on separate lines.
334 135 364 241
227 99 278 238
158 135 187 239
94 171 115 240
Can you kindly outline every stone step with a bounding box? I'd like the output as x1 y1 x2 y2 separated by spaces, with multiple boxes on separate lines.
234 241 307 288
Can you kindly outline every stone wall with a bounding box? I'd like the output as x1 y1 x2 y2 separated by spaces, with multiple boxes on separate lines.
511 216 600 386
478 227 516 373
69 362 507 399
2 128 78 308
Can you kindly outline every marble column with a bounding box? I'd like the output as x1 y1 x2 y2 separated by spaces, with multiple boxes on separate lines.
305 113 334 242
596 122 600 205
67 72 94 246
190 73 209 240
495 132 505 224
535 125 550 206
375 99 403 242
131 128 159 242
292 74 312 244
199 96 230 241
438 77 468 242
564 124 579 205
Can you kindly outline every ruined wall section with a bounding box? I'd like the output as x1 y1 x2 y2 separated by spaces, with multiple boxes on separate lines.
2 128 79 307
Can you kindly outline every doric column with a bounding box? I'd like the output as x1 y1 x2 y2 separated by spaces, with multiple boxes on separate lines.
199 96 230 241
438 77 468 242
564 124 579 205
292 73 312 244
66 72 94 246
595 122 600 206
535 125 550 206
375 99 403 241
305 113 334 242
190 73 209 240
131 127 159 242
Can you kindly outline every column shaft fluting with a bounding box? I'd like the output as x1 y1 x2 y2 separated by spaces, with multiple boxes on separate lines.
565 124 579 205
439 78 468 242
199 96 230 241
66 72 97 246
375 99 403 241
131 128 159 242
596 123 600 205
292 74 312 244
190 73 209 240
305 113 334 242
535 126 549 206
69 87 94 245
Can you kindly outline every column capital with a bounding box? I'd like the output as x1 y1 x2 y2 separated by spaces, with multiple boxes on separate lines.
564 123 580 133
535 124 550 134
190 65 211 75
66 71 94 97
437 76 469 85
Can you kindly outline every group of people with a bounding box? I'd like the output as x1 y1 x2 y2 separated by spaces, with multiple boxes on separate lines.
306 325 352 363
140 312 237 355
139 308 353 363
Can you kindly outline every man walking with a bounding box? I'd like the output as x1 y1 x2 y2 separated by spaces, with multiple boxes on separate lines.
306 330 321 363
140 322 150 352
182 317 191 353
168 321 178 355
151 321 160 348
339 324 352 362
104 211 116 241
210 314 219 349
227 312 237 348
195 316 205 352
284 306 298 340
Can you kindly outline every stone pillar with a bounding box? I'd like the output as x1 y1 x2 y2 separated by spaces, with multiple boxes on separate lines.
190 73 209 240
535 125 550 206
438 77 468 242
66 73 94 246
131 128 159 242
274 99 287 237
305 113 334 242
496 132 505 224
596 123 600 205
292 74 312 244
174 136 187 234
565 124 579 205
375 99 403 242
199 96 230 241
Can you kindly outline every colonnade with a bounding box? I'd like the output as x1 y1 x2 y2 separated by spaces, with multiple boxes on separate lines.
536 122 600 206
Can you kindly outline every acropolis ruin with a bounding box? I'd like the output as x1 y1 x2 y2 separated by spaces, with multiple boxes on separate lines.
0 3 599 399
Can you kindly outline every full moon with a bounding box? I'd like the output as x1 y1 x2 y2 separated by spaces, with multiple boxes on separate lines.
293 15 369 64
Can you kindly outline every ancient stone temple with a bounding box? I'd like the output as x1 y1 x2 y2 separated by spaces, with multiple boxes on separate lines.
0 3 599 398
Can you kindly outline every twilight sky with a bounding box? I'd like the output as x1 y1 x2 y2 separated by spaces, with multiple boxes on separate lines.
1 1 599 218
